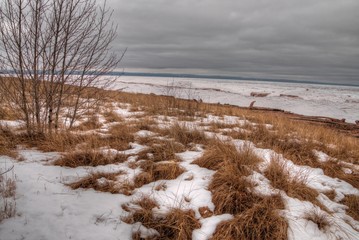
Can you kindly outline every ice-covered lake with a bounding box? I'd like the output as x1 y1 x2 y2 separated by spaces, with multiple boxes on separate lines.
110 76 359 123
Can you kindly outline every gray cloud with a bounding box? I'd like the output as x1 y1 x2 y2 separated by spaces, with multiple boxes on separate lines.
106 0 359 84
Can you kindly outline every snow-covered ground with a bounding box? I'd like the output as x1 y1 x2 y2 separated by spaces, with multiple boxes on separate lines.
111 76 359 123
1 86 358 240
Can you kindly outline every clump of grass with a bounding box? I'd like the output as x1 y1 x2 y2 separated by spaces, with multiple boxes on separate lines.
241 125 319 166
103 123 136 151
209 165 263 215
0 171 16 222
0 127 17 157
340 195 359 221
0 106 19 120
160 122 208 146
54 150 127 167
72 115 102 131
68 171 124 193
203 140 265 215
134 117 157 131
35 132 85 152
193 140 262 172
304 209 332 231
134 161 185 188
137 139 185 162
320 160 359 189
212 195 288 240
264 157 322 208
323 190 336 201
123 197 200 239
103 110 123 123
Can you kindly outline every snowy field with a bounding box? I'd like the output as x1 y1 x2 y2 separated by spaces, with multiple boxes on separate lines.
111 76 359 123
1 80 358 240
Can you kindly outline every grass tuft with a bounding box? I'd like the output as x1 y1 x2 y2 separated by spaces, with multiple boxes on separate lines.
340 195 359 221
304 209 332 231
54 150 126 167
68 171 124 193
160 122 208 146
134 161 185 188
193 140 262 172
212 195 288 240
263 157 326 210
137 139 184 162
123 197 200 239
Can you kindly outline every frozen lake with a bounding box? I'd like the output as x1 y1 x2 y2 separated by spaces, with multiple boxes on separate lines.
111 76 359 123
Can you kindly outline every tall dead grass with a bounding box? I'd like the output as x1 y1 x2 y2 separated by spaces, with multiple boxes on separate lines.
159 123 208 146
134 161 184 188
123 197 200 239
54 150 127 167
340 195 359 221
0 127 17 157
0 171 16 222
263 157 326 210
212 195 288 240
137 139 184 162
193 140 262 172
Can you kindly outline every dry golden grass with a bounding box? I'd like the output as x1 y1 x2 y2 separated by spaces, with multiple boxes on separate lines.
263 158 326 210
102 110 123 123
203 139 267 216
0 173 16 222
133 116 157 131
68 171 124 193
54 150 127 167
0 106 19 120
104 123 136 150
72 115 103 131
0 127 18 157
159 122 208 146
304 209 332 231
323 189 336 201
123 197 200 240
137 139 184 162
34 132 85 152
134 161 185 188
319 161 359 189
193 140 262 172
340 195 359 221
209 165 263 215
212 195 288 240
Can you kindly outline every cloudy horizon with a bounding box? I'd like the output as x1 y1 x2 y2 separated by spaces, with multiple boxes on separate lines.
107 0 359 85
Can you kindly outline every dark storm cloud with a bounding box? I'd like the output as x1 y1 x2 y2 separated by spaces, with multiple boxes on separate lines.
106 0 359 84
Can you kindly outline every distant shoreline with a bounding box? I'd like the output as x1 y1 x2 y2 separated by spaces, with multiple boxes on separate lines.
111 71 359 88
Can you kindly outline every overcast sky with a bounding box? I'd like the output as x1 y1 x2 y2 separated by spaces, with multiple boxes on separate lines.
107 0 359 84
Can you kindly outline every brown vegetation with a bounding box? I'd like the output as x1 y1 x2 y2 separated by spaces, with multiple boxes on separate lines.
340 195 359 221
123 197 200 239
193 140 262 171
54 150 127 168
134 161 185 188
264 158 319 203
212 195 288 240
68 171 124 193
